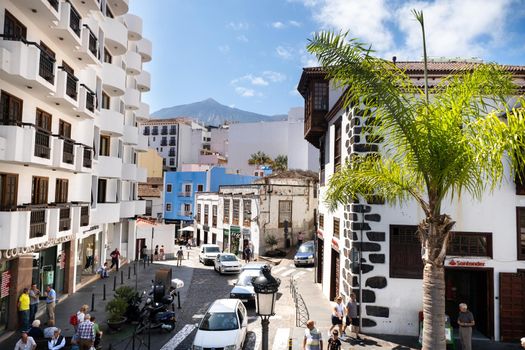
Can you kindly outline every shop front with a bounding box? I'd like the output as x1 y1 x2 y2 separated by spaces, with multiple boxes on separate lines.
223 229 230 252
0 260 11 334
76 228 102 285
230 226 241 256
31 244 67 294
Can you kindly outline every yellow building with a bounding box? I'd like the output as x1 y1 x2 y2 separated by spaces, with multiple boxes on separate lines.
138 149 164 178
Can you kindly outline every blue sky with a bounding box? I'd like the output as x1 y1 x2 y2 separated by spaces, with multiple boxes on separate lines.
131 0 525 116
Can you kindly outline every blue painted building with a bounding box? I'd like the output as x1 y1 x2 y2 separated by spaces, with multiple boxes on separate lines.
163 167 257 227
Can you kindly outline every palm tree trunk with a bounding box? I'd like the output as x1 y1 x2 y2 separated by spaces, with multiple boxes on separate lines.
422 262 446 350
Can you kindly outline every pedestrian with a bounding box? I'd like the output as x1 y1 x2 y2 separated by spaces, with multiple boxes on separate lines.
48 328 66 350
303 319 323 350
327 330 342 350
248 241 254 260
27 319 43 339
91 316 103 349
343 292 360 340
44 285 56 325
186 238 192 250
76 313 95 350
160 245 165 260
75 305 88 330
18 288 30 331
457 303 475 350
298 231 304 247
109 248 120 271
141 245 148 262
28 283 40 323
154 245 159 261
43 320 58 339
177 246 184 266
97 262 109 279
329 296 345 339
243 245 251 264
14 331 36 350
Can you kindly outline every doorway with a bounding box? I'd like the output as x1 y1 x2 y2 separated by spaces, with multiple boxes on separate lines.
330 248 340 301
212 233 217 245
499 272 525 341
196 229 201 246
445 268 493 338
316 237 323 284
136 238 146 260
204 230 208 244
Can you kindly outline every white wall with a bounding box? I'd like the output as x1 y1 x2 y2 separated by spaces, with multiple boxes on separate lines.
136 223 176 258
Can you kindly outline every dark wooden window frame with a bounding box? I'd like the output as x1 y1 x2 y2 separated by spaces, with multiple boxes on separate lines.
447 231 493 258
319 213 324 230
31 176 49 205
313 81 329 111
196 204 201 222
0 173 18 210
0 90 23 125
333 217 340 239
212 205 217 227
232 199 240 225
99 134 110 156
204 204 209 225
517 207 525 260
334 118 342 172
223 199 230 224
55 178 68 203
389 225 423 279
243 199 251 227
278 200 292 228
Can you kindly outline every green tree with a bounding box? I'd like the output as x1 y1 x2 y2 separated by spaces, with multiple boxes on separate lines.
307 11 525 350
272 155 288 172
248 151 273 166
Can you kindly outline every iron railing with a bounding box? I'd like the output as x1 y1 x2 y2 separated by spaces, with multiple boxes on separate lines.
83 24 98 57
290 276 309 327
63 139 75 164
29 209 46 238
83 147 92 168
34 129 51 159
48 0 59 11
39 51 55 84
69 2 81 37
80 206 89 226
59 207 71 231
58 66 78 100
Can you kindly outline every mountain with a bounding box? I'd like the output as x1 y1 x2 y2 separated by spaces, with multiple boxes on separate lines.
151 98 287 126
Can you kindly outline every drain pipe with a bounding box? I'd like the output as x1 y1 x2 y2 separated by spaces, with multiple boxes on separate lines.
359 209 364 330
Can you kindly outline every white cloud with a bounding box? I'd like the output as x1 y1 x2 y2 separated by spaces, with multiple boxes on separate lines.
272 21 285 29
237 35 249 42
227 21 249 30
299 48 319 67
262 71 286 82
276 45 294 59
235 86 262 97
289 20 302 27
231 74 268 86
218 45 230 54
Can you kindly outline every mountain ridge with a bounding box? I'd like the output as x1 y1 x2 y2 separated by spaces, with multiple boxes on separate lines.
151 98 287 126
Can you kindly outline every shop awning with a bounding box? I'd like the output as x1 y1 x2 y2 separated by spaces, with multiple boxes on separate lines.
179 226 195 232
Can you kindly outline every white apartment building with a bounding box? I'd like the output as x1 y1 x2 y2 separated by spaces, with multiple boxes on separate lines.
298 63 525 342
0 0 151 332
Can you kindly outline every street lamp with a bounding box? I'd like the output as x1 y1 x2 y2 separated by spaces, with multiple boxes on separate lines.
252 266 280 350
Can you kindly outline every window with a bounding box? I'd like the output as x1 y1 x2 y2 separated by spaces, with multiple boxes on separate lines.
204 204 209 224
223 199 230 224
170 126 177 135
168 147 175 156
197 204 201 222
68 2 81 37
319 213 324 229
99 135 110 156
278 200 292 228
105 4 114 18
212 205 217 227
36 109 52 131
169 158 175 166
31 176 48 205
55 179 68 203
319 136 326 185
103 47 112 63
0 91 23 125
61 61 76 99
232 199 240 225
166 184 172 193
517 208 525 260
59 120 71 139
197 184 204 192
152 126 158 135
313 81 328 111
39 41 55 84
143 126 150 135
334 119 342 172
184 203 191 214
97 178 106 203
390 225 423 279
184 184 191 193
145 200 152 216
333 218 340 239
447 232 492 257
169 137 176 146
0 173 18 210
165 203 172 212
3 10 27 40
101 92 110 109
35 109 52 159
243 199 251 226
161 137 167 146
161 126 168 135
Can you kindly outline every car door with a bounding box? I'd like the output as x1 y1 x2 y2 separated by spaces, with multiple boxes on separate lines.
237 302 248 347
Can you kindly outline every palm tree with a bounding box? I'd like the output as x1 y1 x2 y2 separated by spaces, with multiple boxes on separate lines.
307 11 525 350
272 155 288 172
248 151 273 166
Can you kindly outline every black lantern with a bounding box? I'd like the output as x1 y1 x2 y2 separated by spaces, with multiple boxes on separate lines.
252 266 280 350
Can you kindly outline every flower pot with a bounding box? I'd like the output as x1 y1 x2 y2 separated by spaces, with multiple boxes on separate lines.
107 316 127 331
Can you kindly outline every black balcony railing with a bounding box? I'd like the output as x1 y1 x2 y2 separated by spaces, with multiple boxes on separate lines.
63 139 74 164
69 3 81 37
160 141 167 146
29 209 46 238
80 206 89 226
84 25 98 57
59 207 71 231
169 128 177 135
161 128 168 135
60 67 78 100
152 129 158 135
169 140 176 146
83 147 92 168
48 0 59 11
39 51 55 84
168 152 176 157
143 129 150 135
34 129 51 159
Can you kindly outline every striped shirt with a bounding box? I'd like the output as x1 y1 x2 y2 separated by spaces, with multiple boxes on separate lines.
76 320 95 340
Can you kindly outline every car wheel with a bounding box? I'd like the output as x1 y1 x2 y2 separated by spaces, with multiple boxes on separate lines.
294 263 299 267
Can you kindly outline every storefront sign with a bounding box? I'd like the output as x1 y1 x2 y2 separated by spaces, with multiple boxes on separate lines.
447 259 486 267
1 271 10 298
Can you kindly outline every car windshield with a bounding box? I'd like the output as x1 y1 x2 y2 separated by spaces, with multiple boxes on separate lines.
205 247 220 253
220 255 237 262
199 312 238 331
236 272 259 286
298 244 314 253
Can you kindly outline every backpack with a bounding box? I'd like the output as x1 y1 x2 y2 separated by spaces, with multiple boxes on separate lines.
69 313 78 326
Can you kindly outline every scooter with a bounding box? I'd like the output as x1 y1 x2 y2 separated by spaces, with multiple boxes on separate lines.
135 297 176 333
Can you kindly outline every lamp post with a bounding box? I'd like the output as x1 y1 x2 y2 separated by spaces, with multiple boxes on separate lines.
252 266 280 350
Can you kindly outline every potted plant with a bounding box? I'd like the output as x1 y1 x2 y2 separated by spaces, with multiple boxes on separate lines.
115 286 141 323
106 297 128 331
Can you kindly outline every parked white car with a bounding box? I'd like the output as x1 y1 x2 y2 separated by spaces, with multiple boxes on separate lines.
192 299 248 350
214 253 242 274
199 244 221 265
229 269 261 304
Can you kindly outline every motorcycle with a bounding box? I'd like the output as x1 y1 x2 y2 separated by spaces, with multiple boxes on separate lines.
135 296 176 333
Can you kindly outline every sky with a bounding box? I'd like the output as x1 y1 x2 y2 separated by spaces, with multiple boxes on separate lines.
130 0 525 116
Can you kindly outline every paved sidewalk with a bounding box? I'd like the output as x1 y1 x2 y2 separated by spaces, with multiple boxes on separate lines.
0 257 195 349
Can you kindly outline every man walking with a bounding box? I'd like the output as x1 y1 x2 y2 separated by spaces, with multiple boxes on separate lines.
110 248 120 271
76 314 95 350
297 231 304 247
29 284 40 322
176 246 184 266
45 285 56 325
343 292 361 341
303 319 323 350
457 303 475 350
18 288 30 331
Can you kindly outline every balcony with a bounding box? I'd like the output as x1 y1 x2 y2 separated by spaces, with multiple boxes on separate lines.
13 1 60 38
34 129 51 160
125 51 141 76
179 211 192 217
121 162 137 181
95 155 122 178
0 125 54 167
120 200 135 218
123 14 143 41
169 127 177 135
106 0 129 16
136 70 151 92
123 125 138 145
178 192 191 197
135 135 148 152
91 202 120 224
52 137 77 171
136 102 150 121
52 1 82 48
69 0 101 17
75 25 99 65
75 84 97 119
136 167 147 182
80 205 90 226
102 17 128 56
98 109 124 136
0 39 56 98
50 68 79 110
123 88 140 110
48 206 72 240
136 38 152 62
75 145 92 172
0 209 50 250
102 62 126 96
161 128 168 135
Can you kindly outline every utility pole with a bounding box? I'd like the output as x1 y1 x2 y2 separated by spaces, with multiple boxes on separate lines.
150 226 154 263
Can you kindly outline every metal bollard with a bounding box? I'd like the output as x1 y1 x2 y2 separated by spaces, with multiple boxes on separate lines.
128 266 131 280
121 270 124 285
187 251 190 260
91 293 95 312
143 257 146 269
113 275 117 291
134 262 137 275
288 338 293 350
177 290 181 309
103 284 106 301
109 344 112 350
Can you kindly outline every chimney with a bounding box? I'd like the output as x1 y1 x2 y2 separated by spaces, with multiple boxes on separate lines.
392 56 397 64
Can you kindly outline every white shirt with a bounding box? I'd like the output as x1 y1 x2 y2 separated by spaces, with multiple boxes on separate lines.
77 311 86 323
48 335 66 350
333 302 344 317
14 337 36 350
